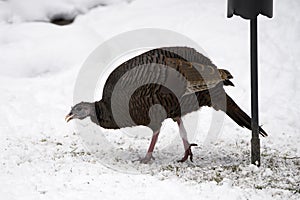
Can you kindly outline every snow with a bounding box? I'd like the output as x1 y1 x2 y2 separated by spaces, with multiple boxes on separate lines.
0 0 126 23
0 0 300 199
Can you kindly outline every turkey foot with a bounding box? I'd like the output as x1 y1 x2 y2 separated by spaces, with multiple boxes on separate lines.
178 143 198 162
138 153 155 164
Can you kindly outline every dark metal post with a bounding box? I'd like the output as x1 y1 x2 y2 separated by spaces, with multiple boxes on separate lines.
250 17 260 166
227 0 273 167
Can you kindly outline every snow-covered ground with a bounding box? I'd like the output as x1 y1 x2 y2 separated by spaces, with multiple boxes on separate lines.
0 0 299 199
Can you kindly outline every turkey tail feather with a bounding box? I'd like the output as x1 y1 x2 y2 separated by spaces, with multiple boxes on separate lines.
224 94 268 137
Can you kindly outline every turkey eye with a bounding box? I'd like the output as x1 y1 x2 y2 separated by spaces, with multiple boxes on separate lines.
77 107 82 111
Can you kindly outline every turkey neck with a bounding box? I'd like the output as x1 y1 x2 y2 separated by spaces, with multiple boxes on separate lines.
94 100 119 129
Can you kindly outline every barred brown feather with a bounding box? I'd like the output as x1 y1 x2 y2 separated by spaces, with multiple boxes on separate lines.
95 46 267 137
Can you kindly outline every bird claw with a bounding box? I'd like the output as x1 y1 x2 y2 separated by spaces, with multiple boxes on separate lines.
177 143 198 163
136 153 155 164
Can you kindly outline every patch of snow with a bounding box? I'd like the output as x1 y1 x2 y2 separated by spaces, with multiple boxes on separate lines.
0 0 129 23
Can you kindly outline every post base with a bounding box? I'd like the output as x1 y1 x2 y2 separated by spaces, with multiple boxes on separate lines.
251 137 260 167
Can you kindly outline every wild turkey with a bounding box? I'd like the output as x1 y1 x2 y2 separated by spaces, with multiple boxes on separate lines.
65 46 267 163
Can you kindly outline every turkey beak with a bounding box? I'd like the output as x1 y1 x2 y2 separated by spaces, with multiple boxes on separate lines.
65 113 75 122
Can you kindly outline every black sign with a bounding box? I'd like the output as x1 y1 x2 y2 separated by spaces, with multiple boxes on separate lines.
228 0 273 19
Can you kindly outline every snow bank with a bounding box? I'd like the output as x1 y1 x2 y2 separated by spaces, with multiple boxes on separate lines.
0 0 128 23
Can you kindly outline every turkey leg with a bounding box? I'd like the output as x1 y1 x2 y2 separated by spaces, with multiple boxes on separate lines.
139 130 160 163
176 118 197 162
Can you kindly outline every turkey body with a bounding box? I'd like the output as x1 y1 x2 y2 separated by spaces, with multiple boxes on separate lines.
89 46 267 163
95 47 266 135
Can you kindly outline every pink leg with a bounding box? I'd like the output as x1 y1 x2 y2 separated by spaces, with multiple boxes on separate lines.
177 118 197 162
139 130 160 163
